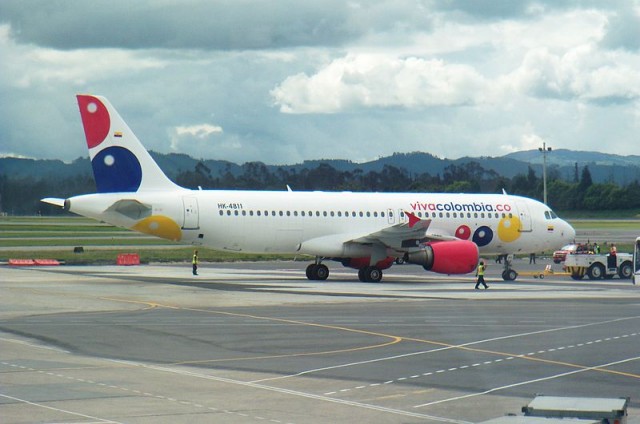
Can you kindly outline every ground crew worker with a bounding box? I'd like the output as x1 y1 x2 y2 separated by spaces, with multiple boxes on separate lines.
608 244 617 270
192 250 199 275
475 260 488 289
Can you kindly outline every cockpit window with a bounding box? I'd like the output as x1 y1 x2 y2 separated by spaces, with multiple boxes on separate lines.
544 210 558 219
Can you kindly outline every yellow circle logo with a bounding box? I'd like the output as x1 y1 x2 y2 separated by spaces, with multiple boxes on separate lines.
132 215 182 242
497 216 521 242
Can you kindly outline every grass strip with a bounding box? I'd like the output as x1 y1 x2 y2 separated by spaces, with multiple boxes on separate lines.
0 238 177 247
1 247 297 265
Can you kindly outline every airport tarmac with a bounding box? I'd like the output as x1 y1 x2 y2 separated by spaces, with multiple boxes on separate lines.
1 259 639 423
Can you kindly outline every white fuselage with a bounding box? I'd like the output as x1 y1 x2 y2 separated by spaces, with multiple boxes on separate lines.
67 189 575 256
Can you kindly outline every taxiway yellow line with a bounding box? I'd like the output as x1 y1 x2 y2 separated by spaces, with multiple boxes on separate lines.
94 297 640 381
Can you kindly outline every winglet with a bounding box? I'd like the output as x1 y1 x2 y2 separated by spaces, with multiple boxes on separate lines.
405 211 421 228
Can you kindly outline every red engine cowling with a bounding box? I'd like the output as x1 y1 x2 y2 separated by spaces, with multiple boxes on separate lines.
342 257 396 270
405 240 478 274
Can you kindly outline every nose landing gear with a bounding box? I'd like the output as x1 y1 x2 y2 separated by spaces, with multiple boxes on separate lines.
501 254 518 281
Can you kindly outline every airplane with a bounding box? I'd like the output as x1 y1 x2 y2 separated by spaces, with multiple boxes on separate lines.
42 95 576 282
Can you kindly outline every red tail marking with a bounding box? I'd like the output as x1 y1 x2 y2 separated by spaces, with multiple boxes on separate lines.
405 211 420 228
77 95 110 149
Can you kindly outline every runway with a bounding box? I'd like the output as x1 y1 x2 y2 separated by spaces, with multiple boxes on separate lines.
1 260 639 423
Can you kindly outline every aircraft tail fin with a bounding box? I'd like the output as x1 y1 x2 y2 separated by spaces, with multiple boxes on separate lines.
76 94 181 193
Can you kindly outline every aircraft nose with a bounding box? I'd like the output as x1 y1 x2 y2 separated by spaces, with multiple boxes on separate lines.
563 220 576 242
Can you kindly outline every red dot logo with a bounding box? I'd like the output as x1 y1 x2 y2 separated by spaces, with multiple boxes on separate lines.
455 225 471 240
77 95 110 149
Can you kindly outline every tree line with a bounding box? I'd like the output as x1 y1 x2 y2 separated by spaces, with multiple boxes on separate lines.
2 161 640 215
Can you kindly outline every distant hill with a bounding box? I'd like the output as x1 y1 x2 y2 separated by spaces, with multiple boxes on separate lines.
505 149 640 167
0 156 92 179
2 149 640 186
504 149 640 184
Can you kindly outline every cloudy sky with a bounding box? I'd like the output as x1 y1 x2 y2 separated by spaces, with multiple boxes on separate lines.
1 0 639 165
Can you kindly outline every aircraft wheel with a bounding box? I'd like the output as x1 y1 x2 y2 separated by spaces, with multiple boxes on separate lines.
358 268 367 282
306 264 329 280
306 264 317 280
502 269 517 281
364 266 383 283
587 263 604 280
619 262 632 279
315 264 329 280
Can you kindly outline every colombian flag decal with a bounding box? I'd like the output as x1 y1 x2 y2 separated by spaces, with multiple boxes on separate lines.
114 131 123 138
547 225 554 232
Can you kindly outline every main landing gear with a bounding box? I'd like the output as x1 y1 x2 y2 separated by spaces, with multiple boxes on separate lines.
501 254 518 281
357 266 383 282
306 262 329 280
305 258 384 282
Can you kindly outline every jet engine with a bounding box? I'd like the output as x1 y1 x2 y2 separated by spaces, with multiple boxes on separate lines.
405 240 478 274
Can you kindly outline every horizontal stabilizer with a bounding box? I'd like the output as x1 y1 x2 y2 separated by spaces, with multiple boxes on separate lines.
105 199 152 220
41 197 65 208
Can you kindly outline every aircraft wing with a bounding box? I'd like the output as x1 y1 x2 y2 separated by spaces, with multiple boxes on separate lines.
350 217 430 246
349 213 456 250
298 211 458 258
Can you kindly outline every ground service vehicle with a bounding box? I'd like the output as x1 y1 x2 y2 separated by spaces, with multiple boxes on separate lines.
552 243 590 263
564 251 633 280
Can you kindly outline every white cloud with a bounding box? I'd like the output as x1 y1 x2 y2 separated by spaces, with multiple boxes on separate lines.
2 2 640 164
174 124 223 139
0 24 165 89
271 53 488 113
509 44 640 102
520 132 547 151
169 123 224 152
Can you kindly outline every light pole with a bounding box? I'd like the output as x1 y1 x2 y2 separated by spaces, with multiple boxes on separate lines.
538 142 552 205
